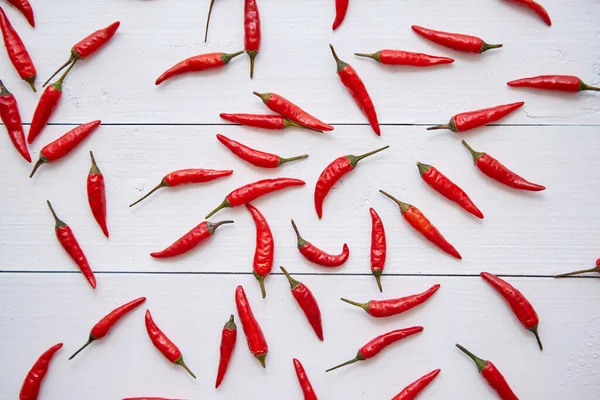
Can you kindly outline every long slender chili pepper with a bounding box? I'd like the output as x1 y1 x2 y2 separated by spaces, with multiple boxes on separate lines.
150 220 234 258
0 80 30 162
329 44 380 135
47 201 96 288
411 25 502 54
215 315 237 388
326 326 423 372
293 358 318 400
417 162 483 219
87 151 109 238
456 344 518 400
69 297 146 360
155 51 243 85
315 146 389 219
19 343 63 400
217 134 308 168
235 285 268 367
380 190 461 259
508 75 600 92
555 258 600 278
205 177 305 219
281 267 324 341
462 140 545 191
220 113 315 131
244 0 261 78
341 284 440 318
129 169 233 207
247 203 274 298
7 0 34 26
332 0 349 30
204 0 218 42
427 102 524 132
355 50 454 67
392 369 441 400
369 207 386 292
30 120 102 178
291 219 349 267
0 7 36 90
253 92 334 132
506 0 551 26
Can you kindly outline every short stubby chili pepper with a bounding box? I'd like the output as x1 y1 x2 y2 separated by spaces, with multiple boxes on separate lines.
47 201 96 288
205 177 305 219
380 190 461 259
506 0 551 26
293 358 318 400
417 162 483 219
217 134 308 168
369 207 386 292
428 102 524 132
508 75 600 92
220 113 312 131
555 257 600 278
315 146 389 219
87 151 109 238
69 297 146 360
155 51 243 85
0 7 36 91
329 44 380 135
326 326 423 372
456 344 518 400
204 0 218 42
215 314 237 388
291 219 349 268
145 310 196 378
244 0 261 78
392 369 441 400
355 49 454 67
281 267 324 341
129 169 233 207
254 92 334 132
341 284 440 318
332 0 349 30
0 79 30 162
150 220 234 258
462 140 545 191
19 343 63 400
235 285 268 367
7 0 35 27
411 25 502 54
30 120 102 178
247 203 274 298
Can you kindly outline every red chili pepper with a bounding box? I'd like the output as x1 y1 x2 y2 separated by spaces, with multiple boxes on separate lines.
462 140 545 191
235 285 268 367
291 219 349 268
508 75 599 92
47 201 96 289
506 0 551 26
217 134 308 168
0 7 36 90
417 162 483 219
326 326 423 372
329 44 380 135
281 267 324 341
215 314 237 388
19 343 63 400
456 344 518 400
87 151 109 238
355 49 454 67
555 258 600 278
30 120 102 178
332 0 349 30
247 203 274 298
69 297 146 360
254 91 334 132
315 146 389 219
380 190 461 259
293 358 318 400
205 177 305 218
341 284 441 318
129 168 233 207
155 51 243 85
150 220 234 258
392 369 441 400
7 0 34 27
220 113 312 131
428 102 524 132
244 0 261 78
369 207 386 292
412 25 502 54
204 0 218 42
0 79 30 162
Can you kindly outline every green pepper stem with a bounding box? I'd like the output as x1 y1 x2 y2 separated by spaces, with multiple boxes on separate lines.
340 297 369 312
529 326 543 351
205 198 232 219
329 43 348 72
89 151 101 175
53 60 77 91
379 190 410 213
224 314 236 330
456 344 487 373
247 51 258 79
69 335 95 360
256 353 267 368
129 179 168 207
290 219 307 247
554 267 600 278
280 266 300 290
278 154 309 166
206 220 234 234
580 82 600 91
253 91 270 103
480 42 503 53
253 271 267 298
0 80 9 95
372 268 383 292
29 155 48 178
47 200 66 229
354 52 380 62
416 162 430 176
175 357 196 378
461 140 485 163
43 58 75 87
325 351 364 372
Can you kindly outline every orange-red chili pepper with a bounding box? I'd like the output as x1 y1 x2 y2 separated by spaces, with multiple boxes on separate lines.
204 0 218 42
235 285 268 367
155 51 243 85
293 358 318 400
254 91 334 132
244 0 261 78
412 25 502 54
217 134 308 168
7 0 35 26
428 102 524 132
555 257 600 278
369 207 386 292
0 7 36 90
220 113 311 131
215 314 237 388
291 219 349 268
247 203 274 298
150 220 234 258
69 297 146 360
508 75 599 92
19 343 63 400
506 0 551 26
392 369 441 400
355 49 454 67
332 0 349 30
0 79 30 162
87 151 109 238
281 267 324 341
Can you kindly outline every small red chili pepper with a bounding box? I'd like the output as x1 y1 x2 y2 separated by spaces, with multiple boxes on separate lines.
392 369 441 400
355 49 454 67
205 177 305 218
150 220 234 258
417 162 483 219
428 102 524 132
19 343 63 400
220 113 313 131
369 207 386 292
30 120 102 178
326 326 423 372
244 0 261 78
412 25 502 54
332 0 349 30
155 51 243 85
506 0 551 26
215 314 237 388
217 134 308 168
315 146 389 219
293 358 318 400
341 284 440 318
380 190 461 259
235 285 268 367
462 140 546 192
69 297 146 360
7 0 34 27
47 200 96 289
254 91 334 132
0 79 30 162
0 7 36 91
291 219 349 268
129 168 233 207
555 258 600 278
281 267 324 341
456 344 519 400
247 203 274 298
508 75 600 92
204 0 218 42
87 151 109 238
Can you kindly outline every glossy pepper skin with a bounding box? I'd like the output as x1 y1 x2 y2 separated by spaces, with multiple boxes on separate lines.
215 315 237 388
247 204 274 298
217 134 308 168
332 0 349 30
555 257 600 278
355 50 454 66
7 0 35 27
254 91 334 132
19 343 63 400
150 220 234 258
220 113 307 130
87 152 109 238
392 369 441 400
508 75 600 92
235 285 268 367
244 0 261 78
281 267 324 341
0 7 36 90
428 102 524 132
369 208 386 292
412 25 502 54
0 80 30 162
291 219 349 267
155 51 243 85
506 0 551 26
293 358 318 400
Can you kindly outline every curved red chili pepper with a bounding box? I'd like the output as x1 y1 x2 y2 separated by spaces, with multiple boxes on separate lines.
392 369 441 400
87 151 109 238
0 7 36 91
281 267 324 341
254 92 334 132
315 146 389 219
462 141 545 191
369 207 386 291
246 203 274 298
204 0 218 42
215 314 237 388
151 220 234 258
293 358 318 400
506 0 551 26
7 0 34 26
291 219 349 267
412 25 502 54
332 0 349 30
235 285 268 367
555 257 600 278
244 0 261 78
428 102 524 132
355 49 454 67
155 51 243 85
220 113 309 131
508 75 600 92
217 134 308 168
0 80 30 162
19 343 63 400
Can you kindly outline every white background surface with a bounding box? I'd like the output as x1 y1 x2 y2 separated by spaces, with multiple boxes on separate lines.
0 0 599 399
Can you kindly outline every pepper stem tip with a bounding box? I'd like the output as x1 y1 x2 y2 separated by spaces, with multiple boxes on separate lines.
205 198 232 219
278 154 309 166
253 271 267 298
256 353 267 368
129 179 168 207
373 269 383 292
43 58 74 87
481 42 503 53
554 267 599 278
529 326 543 351
456 344 487 372
176 357 196 379
280 266 300 290
340 297 368 312
29 156 47 178
379 190 410 213
68 337 95 360
325 352 363 372
290 219 307 247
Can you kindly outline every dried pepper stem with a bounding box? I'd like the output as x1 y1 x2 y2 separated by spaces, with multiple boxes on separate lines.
204 0 218 42
555 258 600 278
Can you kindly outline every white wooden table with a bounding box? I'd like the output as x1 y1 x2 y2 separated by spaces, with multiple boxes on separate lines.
1 0 599 398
